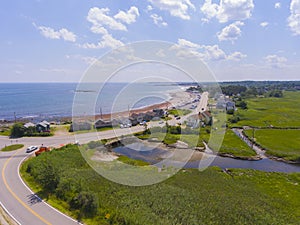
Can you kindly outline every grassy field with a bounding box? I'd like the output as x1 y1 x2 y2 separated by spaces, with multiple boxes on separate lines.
20 144 300 225
1 144 24 152
168 109 191 116
136 127 255 158
233 92 300 127
209 129 256 158
0 129 10 136
244 129 300 162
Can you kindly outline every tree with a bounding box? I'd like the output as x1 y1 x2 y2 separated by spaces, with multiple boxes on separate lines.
268 90 283 98
221 85 247 96
70 191 99 217
239 101 248 110
36 161 59 192
226 109 234 115
10 123 25 138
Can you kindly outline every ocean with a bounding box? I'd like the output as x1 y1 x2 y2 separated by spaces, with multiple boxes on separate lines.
0 83 181 122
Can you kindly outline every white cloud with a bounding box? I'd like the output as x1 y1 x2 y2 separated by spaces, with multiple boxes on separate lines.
80 34 124 49
148 0 195 20
175 38 245 61
201 0 254 23
227 51 247 61
150 14 168 27
201 0 219 20
275 2 281 9
114 6 139 24
34 24 76 42
260 22 269 27
87 7 127 34
287 0 300 35
59 28 77 42
178 38 200 48
147 5 154 11
202 44 227 60
264 54 287 68
217 21 244 42
66 55 97 65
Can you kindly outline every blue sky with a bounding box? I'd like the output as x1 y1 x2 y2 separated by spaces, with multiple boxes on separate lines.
1 0 300 82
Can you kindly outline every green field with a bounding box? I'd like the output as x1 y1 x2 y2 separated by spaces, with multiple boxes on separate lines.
168 109 191 116
21 145 300 225
136 127 255 158
1 144 24 152
234 92 300 127
209 129 256 158
244 129 300 162
0 128 10 136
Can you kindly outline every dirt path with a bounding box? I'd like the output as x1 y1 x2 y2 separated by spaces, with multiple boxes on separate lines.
232 128 267 158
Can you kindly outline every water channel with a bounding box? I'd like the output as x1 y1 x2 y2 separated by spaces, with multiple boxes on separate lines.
114 144 300 173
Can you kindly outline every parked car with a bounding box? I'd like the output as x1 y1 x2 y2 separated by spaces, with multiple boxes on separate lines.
139 121 146 125
26 146 38 153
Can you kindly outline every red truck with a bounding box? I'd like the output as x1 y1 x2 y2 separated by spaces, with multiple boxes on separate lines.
35 146 51 156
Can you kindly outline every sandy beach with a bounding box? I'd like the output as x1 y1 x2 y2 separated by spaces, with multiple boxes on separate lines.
77 89 194 122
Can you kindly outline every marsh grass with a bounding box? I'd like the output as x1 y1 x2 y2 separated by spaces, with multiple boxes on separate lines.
244 129 300 161
20 145 300 225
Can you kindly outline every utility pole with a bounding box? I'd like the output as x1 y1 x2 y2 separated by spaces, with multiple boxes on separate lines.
100 107 103 119
252 127 255 148
14 112 16 123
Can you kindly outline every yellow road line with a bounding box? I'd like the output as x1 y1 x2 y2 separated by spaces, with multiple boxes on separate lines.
2 150 52 225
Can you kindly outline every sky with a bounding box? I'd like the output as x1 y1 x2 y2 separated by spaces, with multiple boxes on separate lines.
1 0 300 82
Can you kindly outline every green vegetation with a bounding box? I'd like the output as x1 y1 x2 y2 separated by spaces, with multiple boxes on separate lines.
267 89 283 98
168 109 191 116
1 144 24 152
135 126 254 158
0 125 11 136
10 123 25 137
233 92 300 127
221 85 247 96
135 126 207 148
244 129 300 162
21 144 300 225
10 122 52 138
117 155 150 166
209 130 256 158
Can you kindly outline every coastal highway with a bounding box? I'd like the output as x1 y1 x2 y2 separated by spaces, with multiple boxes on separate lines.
0 126 145 225
166 91 209 126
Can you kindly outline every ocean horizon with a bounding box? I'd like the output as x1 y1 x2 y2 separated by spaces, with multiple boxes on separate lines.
0 82 182 122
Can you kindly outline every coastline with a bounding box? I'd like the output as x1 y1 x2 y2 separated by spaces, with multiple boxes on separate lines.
1 88 192 124
73 89 193 122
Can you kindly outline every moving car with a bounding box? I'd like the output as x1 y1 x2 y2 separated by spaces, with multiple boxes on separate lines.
26 146 38 153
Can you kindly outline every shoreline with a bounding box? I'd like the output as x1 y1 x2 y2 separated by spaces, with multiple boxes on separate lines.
69 89 193 123
1 89 192 124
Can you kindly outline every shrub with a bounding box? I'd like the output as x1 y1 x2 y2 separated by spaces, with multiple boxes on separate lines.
70 191 99 217
10 123 25 138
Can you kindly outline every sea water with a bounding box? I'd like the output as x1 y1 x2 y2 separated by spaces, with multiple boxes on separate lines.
0 83 180 121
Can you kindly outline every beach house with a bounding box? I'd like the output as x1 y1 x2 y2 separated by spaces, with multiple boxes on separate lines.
94 119 113 129
36 120 50 132
199 111 212 126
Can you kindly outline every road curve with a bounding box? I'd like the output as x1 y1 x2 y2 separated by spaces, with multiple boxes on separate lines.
0 126 145 225
0 147 81 225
